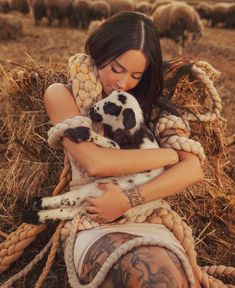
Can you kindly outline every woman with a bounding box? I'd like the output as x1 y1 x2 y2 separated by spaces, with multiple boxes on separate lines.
44 12 203 288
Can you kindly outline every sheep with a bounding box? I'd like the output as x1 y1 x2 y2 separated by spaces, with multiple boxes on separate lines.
225 3 235 28
105 0 134 16
8 0 29 14
151 0 174 13
210 3 233 28
69 0 91 29
152 2 203 48
0 14 22 40
135 1 152 15
44 0 73 26
90 0 111 21
32 0 46 26
195 2 213 24
22 91 165 223
0 0 10 13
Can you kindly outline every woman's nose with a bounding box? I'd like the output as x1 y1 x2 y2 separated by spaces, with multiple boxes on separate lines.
116 74 129 91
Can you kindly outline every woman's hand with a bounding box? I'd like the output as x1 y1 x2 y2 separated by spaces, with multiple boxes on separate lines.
85 182 131 223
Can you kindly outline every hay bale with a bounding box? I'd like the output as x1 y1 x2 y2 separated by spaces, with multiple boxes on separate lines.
0 60 68 229
0 14 22 40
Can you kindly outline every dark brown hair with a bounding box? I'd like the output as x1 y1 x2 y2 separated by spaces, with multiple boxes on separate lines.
85 11 164 125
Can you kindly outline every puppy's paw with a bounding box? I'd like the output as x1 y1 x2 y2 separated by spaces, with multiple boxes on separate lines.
64 127 90 143
22 209 40 225
30 196 43 210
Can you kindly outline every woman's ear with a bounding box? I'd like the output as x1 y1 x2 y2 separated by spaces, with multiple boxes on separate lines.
122 108 136 129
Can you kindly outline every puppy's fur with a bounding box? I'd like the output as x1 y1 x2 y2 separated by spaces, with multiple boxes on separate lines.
23 91 165 224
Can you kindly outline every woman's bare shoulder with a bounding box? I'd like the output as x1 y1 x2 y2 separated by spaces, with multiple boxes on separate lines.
44 83 72 101
44 83 79 124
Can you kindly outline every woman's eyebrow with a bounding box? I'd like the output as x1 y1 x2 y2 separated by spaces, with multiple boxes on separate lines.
114 60 144 74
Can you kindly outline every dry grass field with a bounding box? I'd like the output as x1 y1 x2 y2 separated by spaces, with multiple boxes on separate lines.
0 4 234 288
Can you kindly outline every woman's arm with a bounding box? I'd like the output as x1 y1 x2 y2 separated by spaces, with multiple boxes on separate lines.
86 151 204 223
44 83 179 176
138 151 204 202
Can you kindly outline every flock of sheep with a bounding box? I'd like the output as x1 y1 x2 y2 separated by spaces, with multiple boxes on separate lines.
0 0 234 46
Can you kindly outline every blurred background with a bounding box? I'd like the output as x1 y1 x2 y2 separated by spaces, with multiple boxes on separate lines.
0 0 234 287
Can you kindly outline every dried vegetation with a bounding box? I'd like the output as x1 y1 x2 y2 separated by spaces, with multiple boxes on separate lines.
0 5 234 287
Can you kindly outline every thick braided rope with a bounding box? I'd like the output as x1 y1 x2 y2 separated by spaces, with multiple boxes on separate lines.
161 135 205 164
48 115 92 149
35 221 65 288
0 223 46 274
155 114 206 164
202 265 235 278
156 114 191 136
0 237 53 288
65 216 91 288
68 53 103 117
195 61 221 82
0 230 8 239
154 61 222 164
183 62 222 122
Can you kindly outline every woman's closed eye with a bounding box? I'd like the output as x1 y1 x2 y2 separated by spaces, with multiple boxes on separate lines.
111 65 123 74
111 66 142 80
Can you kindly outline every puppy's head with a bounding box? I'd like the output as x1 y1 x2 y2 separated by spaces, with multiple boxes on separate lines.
90 91 144 133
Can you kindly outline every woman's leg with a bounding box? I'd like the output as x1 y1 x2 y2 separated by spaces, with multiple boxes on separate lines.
79 232 198 288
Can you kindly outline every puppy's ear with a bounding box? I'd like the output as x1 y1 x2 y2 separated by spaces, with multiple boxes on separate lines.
122 108 136 130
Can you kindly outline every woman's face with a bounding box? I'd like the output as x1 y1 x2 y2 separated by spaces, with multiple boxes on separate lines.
98 50 148 96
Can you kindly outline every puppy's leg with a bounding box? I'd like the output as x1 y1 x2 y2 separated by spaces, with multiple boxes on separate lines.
31 182 103 210
64 127 120 149
23 205 86 224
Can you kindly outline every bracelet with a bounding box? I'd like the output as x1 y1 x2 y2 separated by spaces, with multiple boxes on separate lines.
122 186 144 207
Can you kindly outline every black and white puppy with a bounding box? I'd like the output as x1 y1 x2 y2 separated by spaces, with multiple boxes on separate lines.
23 91 165 224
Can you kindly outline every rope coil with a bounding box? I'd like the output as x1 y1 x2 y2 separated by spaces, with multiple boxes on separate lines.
182 63 222 122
